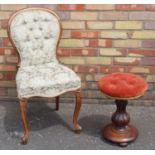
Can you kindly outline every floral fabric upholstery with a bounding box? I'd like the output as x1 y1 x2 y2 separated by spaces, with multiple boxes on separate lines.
16 63 81 99
10 9 60 67
9 8 81 99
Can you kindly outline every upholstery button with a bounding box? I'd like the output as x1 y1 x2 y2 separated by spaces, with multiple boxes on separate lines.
22 20 27 25
39 27 43 31
128 81 135 85
33 18 38 22
29 27 33 31
25 35 30 42
32 47 37 50
131 75 136 78
44 36 49 39
119 77 126 80
35 36 39 40
109 84 116 89
110 80 117 85
44 18 49 22
40 45 44 49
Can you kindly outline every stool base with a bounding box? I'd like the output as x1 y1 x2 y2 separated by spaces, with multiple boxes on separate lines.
102 99 138 147
103 123 138 147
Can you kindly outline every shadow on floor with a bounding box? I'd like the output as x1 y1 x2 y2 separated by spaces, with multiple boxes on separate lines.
79 114 109 137
2 101 72 141
79 113 118 147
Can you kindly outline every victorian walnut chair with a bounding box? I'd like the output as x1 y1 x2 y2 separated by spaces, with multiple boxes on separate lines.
8 7 82 144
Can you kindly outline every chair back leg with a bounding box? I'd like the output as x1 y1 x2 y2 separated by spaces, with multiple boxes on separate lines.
55 96 59 111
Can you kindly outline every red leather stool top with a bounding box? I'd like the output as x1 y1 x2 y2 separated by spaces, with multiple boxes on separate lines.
99 72 148 98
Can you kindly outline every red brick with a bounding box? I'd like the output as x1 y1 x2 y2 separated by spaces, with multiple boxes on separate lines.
116 4 145 11
56 12 70 20
4 48 17 55
100 66 126 73
85 82 98 89
127 66 152 73
62 21 85 30
146 4 155 11
70 49 83 56
0 48 5 55
0 88 6 96
113 57 141 65
0 4 27 10
4 72 16 80
0 48 16 55
142 40 155 48
58 4 84 11
106 39 113 48
99 12 128 20
141 57 155 65
129 12 155 20
148 66 155 72
73 65 98 73
6 56 18 63
100 48 126 56
85 39 98 47
0 65 16 71
86 4 114 10
71 12 97 20
61 30 71 38
27 4 44 7
3 38 12 47
144 21 155 29
0 73 3 79
70 48 98 56
0 11 12 20
57 48 70 56
98 39 113 48
0 81 16 88
128 49 155 57
40 4 58 10
27 4 57 10
71 31 98 38
0 39 2 47
1 20 8 29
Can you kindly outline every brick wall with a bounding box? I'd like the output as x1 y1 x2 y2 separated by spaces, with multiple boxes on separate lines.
0 4 155 105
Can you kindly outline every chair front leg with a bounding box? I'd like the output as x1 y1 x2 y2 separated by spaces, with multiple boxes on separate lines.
73 90 82 133
19 98 29 144
55 96 59 111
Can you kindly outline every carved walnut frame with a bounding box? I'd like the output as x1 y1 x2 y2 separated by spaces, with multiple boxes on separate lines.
7 7 82 144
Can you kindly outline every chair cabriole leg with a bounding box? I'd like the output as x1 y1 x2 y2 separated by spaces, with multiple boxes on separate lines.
19 98 29 145
73 90 82 133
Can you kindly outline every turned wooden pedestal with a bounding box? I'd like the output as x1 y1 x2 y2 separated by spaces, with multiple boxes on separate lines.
102 100 138 147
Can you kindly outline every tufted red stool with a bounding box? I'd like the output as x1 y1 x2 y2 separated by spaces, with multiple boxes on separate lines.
99 72 148 147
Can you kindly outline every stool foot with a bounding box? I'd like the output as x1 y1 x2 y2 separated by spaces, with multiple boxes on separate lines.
103 123 138 147
21 136 28 145
103 100 138 147
119 142 128 147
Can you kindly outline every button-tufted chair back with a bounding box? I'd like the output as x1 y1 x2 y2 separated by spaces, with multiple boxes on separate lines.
8 8 61 67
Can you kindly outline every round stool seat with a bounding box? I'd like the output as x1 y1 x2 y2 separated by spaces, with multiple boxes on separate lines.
99 72 148 99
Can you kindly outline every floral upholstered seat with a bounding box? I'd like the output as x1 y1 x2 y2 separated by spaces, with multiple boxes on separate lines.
8 8 82 144
16 62 81 99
